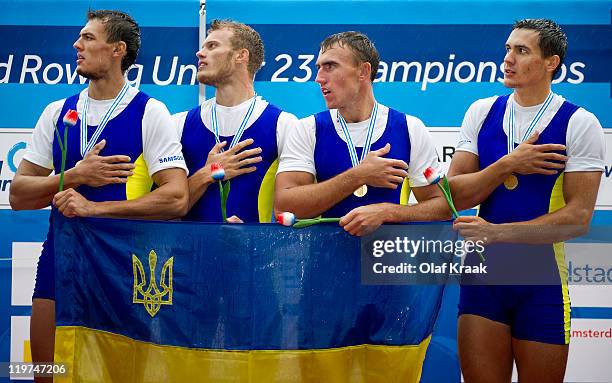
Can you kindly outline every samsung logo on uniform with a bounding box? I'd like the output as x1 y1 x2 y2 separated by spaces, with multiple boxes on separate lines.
158 155 184 164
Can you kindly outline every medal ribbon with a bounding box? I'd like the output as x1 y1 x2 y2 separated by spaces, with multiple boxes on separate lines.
337 102 379 167
507 92 554 154
80 82 131 157
211 94 257 151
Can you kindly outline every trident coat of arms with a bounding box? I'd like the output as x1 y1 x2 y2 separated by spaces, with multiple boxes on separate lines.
132 250 174 317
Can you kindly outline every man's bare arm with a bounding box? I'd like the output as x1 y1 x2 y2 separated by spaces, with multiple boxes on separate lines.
448 132 567 211
10 140 133 210
275 143 408 218
54 168 188 220
397 183 452 221
495 171 600 242
362 184 452 225
275 170 358 218
447 151 511 211
11 160 67 210
339 183 452 236
454 171 601 244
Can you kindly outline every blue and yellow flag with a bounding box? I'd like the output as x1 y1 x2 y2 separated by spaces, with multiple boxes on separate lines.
53 213 446 382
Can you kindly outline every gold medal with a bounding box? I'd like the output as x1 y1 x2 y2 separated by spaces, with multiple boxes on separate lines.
504 174 519 190
353 184 368 197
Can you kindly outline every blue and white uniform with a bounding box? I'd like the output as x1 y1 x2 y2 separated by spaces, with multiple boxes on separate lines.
277 103 439 217
456 92 605 344
174 96 298 222
24 85 187 300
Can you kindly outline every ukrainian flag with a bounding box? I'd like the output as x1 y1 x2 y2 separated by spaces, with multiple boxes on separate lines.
53 213 447 382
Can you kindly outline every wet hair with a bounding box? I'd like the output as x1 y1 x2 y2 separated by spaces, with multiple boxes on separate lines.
513 18 567 76
208 19 265 77
320 31 380 82
87 10 141 72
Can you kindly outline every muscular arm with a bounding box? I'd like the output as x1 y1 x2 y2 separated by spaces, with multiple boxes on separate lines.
494 171 600 243
447 151 513 211
448 134 566 211
454 171 601 244
54 168 188 220
10 140 134 210
365 184 452 224
339 183 451 236
93 168 188 219
275 144 408 218
274 169 362 218
10 160 80 210
187 167 213 211
394 184 452 221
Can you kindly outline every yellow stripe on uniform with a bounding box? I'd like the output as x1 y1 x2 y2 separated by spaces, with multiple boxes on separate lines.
126 154 153 201
548 172 571 344
400 179 411 205
258 159 279 222
54 326 431 383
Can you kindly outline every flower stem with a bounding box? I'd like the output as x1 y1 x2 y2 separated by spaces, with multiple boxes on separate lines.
477 251 486 262
218 181 227 222
293 217 341 228
318 218 340 223
437 183 459 218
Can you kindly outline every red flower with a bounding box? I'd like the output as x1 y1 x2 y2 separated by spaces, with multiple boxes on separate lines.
423 166 441 185
63 109 78 127
210 162 225 181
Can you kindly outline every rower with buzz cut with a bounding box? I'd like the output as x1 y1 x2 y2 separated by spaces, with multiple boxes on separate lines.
10 10 188 382
275 31 450 236
448 18 605 383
